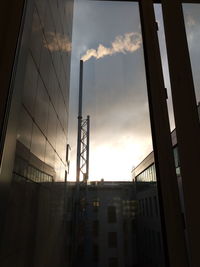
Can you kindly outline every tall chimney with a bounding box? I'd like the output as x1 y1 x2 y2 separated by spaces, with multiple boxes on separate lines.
76 60 83 183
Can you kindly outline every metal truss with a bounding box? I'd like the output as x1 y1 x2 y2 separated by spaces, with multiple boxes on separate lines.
79 116 90 183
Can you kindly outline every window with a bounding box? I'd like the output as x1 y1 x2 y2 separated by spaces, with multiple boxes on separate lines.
108 232 118 248
107 206 117 223
93 201 100 207
93 200 100 212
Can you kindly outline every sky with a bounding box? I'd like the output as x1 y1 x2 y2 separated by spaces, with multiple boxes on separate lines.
68 0 200 182
183 3 200 103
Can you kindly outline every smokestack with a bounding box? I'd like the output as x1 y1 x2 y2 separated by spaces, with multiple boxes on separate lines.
78 60 83 118
76 60 83 183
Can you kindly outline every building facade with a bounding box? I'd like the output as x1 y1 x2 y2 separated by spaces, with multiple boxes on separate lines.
76 181 137 267
132 104 200 267
132 153 165 267
0 0 74 266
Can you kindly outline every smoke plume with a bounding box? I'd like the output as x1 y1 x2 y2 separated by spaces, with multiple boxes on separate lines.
81 32 142 62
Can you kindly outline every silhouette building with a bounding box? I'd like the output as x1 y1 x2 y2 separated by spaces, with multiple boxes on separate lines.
76 181 137 267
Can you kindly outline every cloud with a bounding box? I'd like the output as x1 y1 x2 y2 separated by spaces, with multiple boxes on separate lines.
81 32 142 61
44 32 72 52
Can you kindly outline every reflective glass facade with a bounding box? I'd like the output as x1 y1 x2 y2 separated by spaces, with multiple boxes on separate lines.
134 140 192 266
15 0 73 182
136 164 156 183
0 0 74 266
134 159 165 267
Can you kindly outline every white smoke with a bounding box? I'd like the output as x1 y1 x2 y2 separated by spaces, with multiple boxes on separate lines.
81 32 142 62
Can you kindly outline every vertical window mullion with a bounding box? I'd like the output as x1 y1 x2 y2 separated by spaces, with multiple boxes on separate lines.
161 0 200 265
139 0 189 266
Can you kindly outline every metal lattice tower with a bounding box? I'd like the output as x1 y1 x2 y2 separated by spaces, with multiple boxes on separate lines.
79 116 90 182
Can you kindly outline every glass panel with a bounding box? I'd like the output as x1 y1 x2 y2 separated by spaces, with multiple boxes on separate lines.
0 0 73 265
0 1 170 267
17 106 33 149
30 7 43 66
34 74 49 135
69 1 153 181
107 206 117 223
68 1 166 267
44 140 55 168
154 4 175 131
47 102 57 149
182 3 200 115
30 124 46 162
22 53 38 115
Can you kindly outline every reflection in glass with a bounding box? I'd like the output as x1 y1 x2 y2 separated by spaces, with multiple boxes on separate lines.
0 0 74 266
